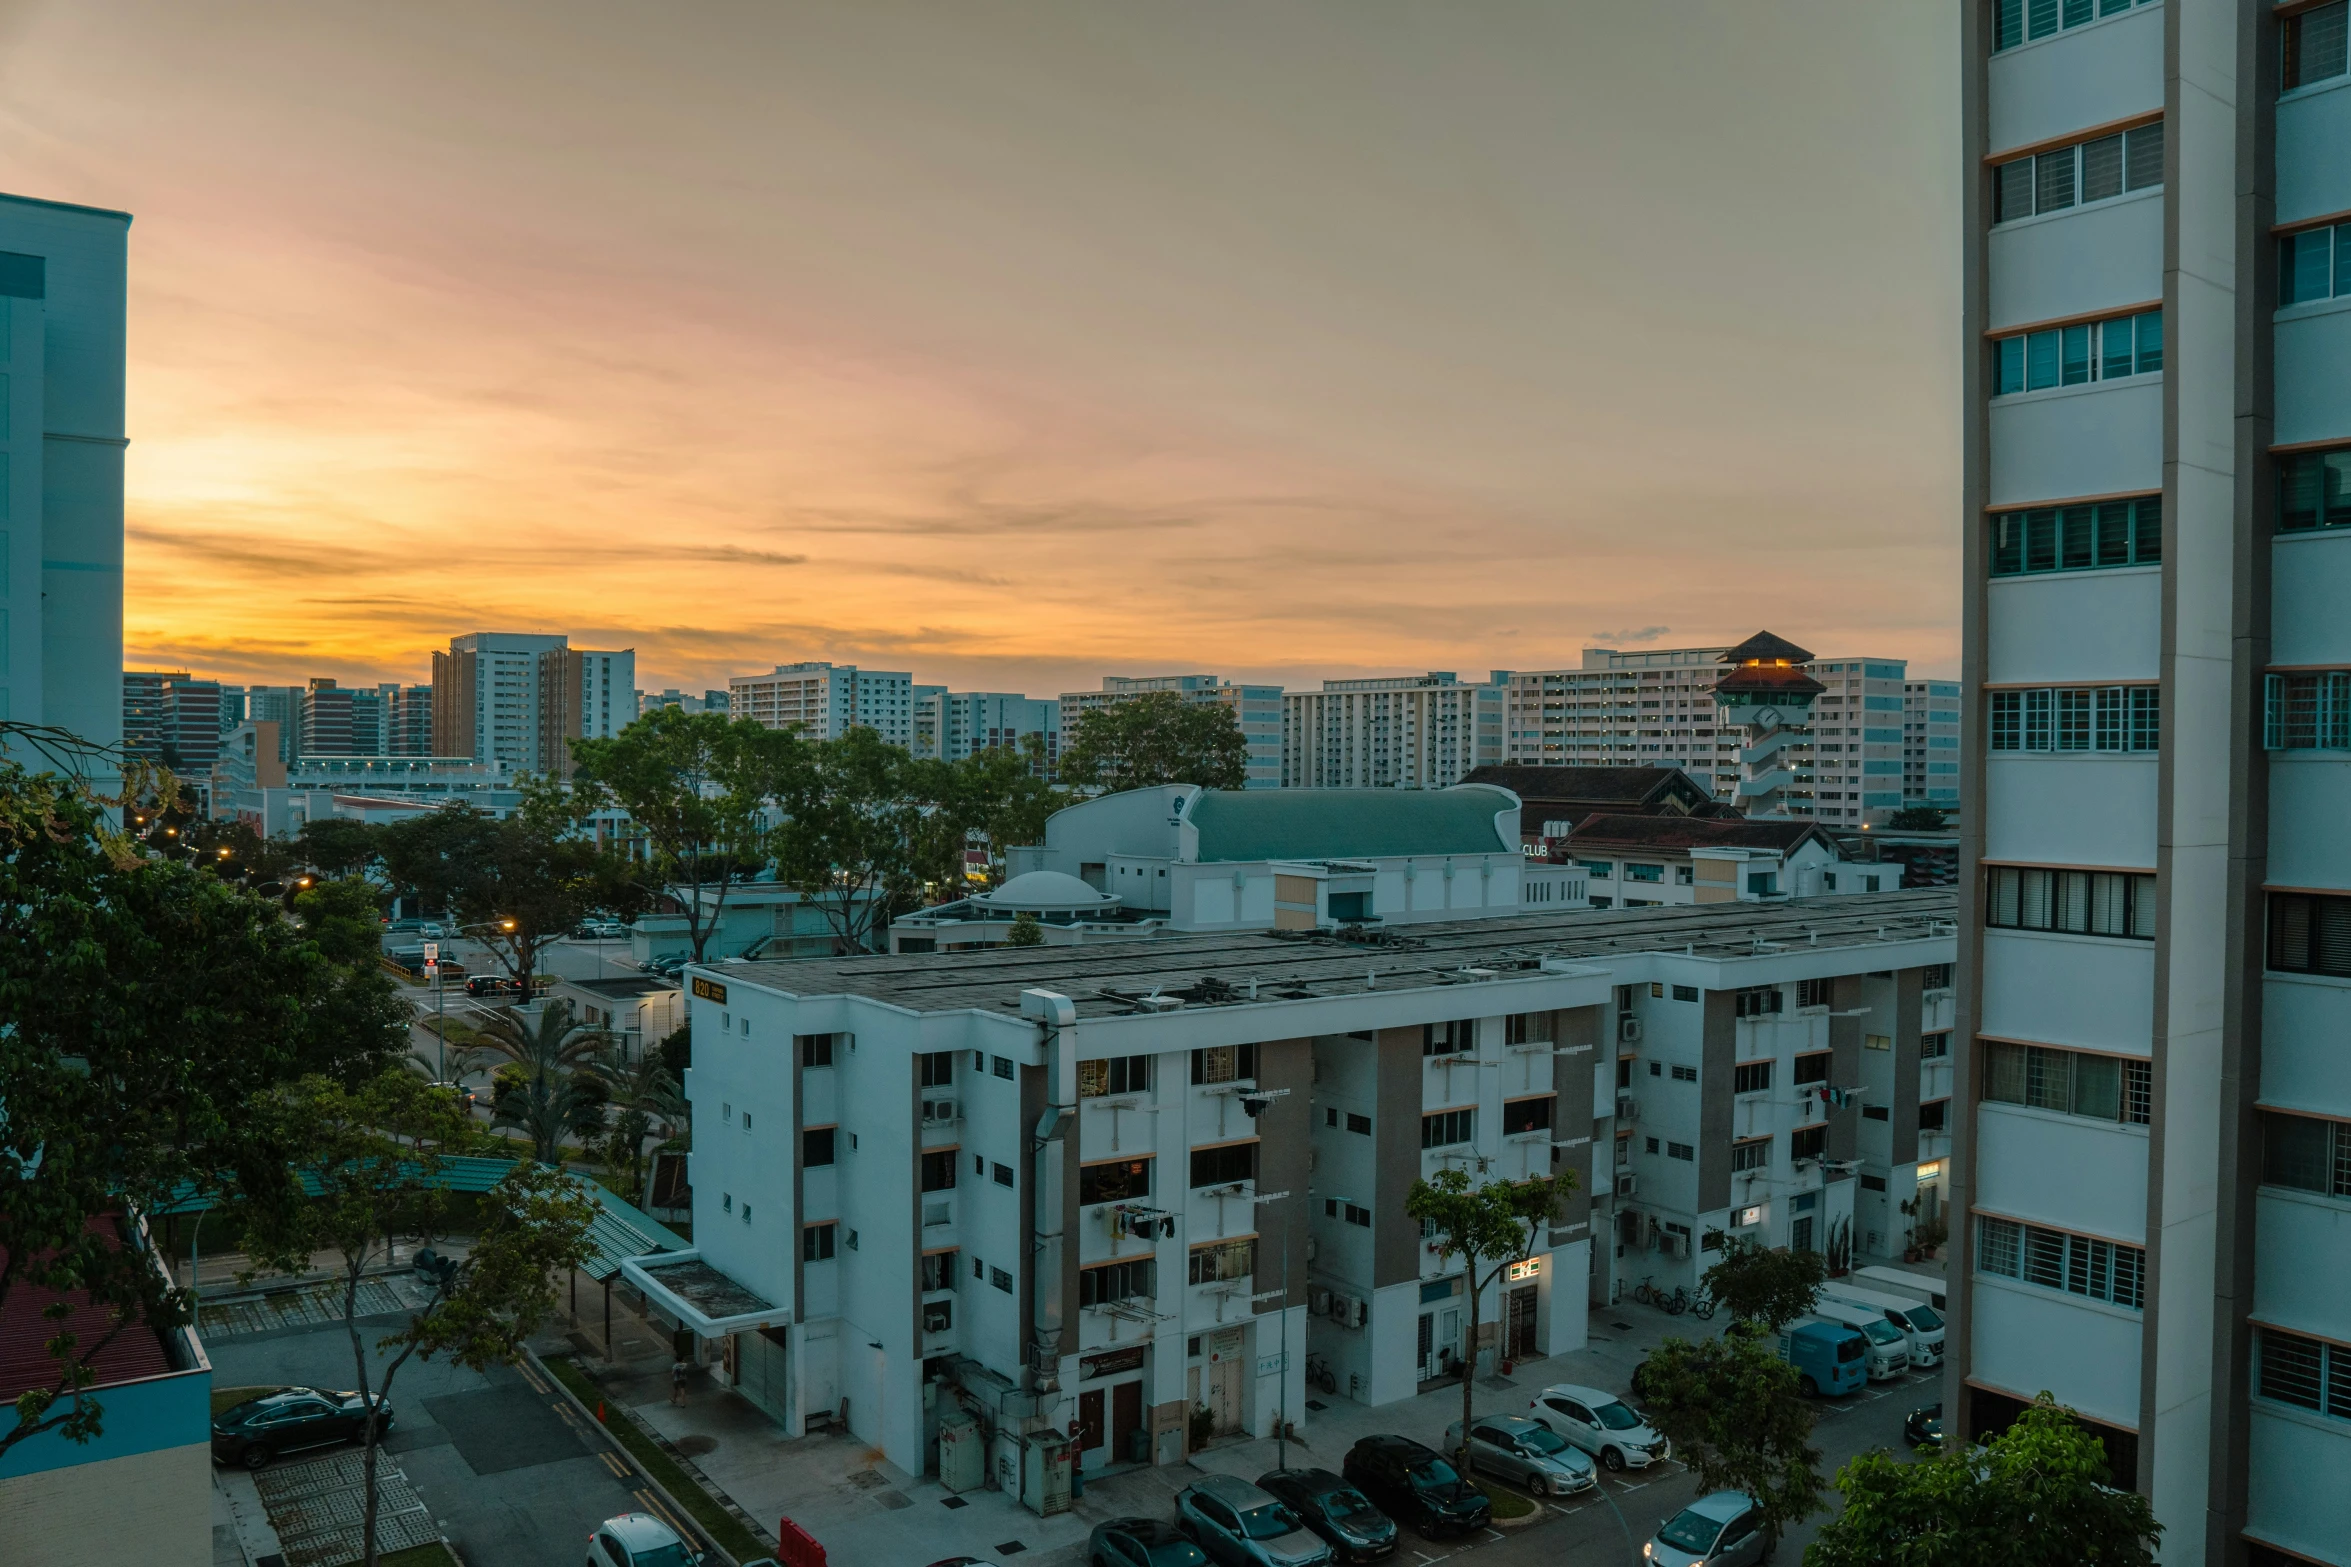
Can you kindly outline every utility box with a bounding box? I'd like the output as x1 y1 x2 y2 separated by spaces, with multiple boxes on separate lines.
938 1411 984 1494
1021 1432 1075 1517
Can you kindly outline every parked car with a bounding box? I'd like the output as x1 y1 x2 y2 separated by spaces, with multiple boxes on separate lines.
1442 1415 1597 1498
586 1512 702 1567
1904 1401 1944 1449
575 920 630 940
1088 1517 1211 1567
1339 1436 1491 1537
210 1386 392 1469
1255 1467 1397 1562
1176 1473 1333 1567
1526 1381 1672 1471
465 974 514 998
1645 1491 1767 1567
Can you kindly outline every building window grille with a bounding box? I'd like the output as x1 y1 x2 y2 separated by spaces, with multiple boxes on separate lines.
2263 673 2351 750
2268 891 2351 976
1996 0 2157 52
1976 1216 2144 1309
1992 122 2163 220
2262 1111 2351 1197
1993 310 2162 394
2284 1 2351 91
1982 1042 2150 1125
1730 1137 1771 1174
1985 866 2156 939
1421 1108 1477 1149
1990 498 2161 576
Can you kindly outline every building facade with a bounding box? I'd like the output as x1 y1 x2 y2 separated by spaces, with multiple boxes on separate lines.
918 691 1060 768
1 192 128 759
122 670 230 770
1904 679 1964 820
1281 673 1504 791
731 661 916 748
1504 645 1730 779
1060 676 1284 789
431 633 634 772
1952 4 2347 1561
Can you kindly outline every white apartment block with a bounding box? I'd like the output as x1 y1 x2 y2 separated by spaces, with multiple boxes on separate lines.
429 632 633 774
1281 673 1505 791
619 892 1951 1515
1798 656 1910 828
0 192 128 758
918 691 1060 769
1955 4 2351 1559
1058 676 1284 789
1904 680 1963 819
730 662 916 749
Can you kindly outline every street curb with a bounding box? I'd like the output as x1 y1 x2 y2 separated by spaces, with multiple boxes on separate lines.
528 1346 769 1567
1490 1499 1543 1530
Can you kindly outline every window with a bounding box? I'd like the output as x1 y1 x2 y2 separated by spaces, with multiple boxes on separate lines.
1730 1138 1771 1173
1920 1099 1949 1132
1422 1021 1475 1056
1995 0 2158 52
1422 1108 1477 1149
2264 673 2351 750
2285 1 2350 91
990 1265 1014 1293
1922 1031 1951 1059
1503 1096 1554 1135
802 1126 837 1167
1346 1112 1372 1135
1976 1216 2145 1308
1734 1061 1773 1095
1797 978 1833 1009
1791 1125 1827 1162
1188 1239 1256 1285
799 1034 834 1068
1079 1055 1152 1097
1624 863 1663 884
1990 686 2159 752
1993 122 2162 222
1983 1041 2151 1125
2256 1327 2344 1416
1079 1259 1155 1307
2268 891 2351 976
1671 1063 1698 1083
920 1149 958 1192
1645 1136 1660 1155
1993 310 2162 395
1192 1044 1259 1083
1793 1052 1831 1086
2279 446 2351 532
1672 984 1699 1002
919 1050 955 1088
1580 860 1613 880
2263 1111 2351 1196
1924 963 1953 988
1505 1012 1545 1045
1985 866 2157 938
803 1223 837 1262
1734 986 1783 1019
991 1161 1015 1188
992 1055 1015 1080
2280 221 2351 307
1190 1141 1258 1187
1667 1141 1694 1162
1080 1157 1152 1205
1990 497 2161 576
1863 1104 1891 1121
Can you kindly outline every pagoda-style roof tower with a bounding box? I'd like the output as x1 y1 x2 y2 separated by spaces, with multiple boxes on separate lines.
1712 630 1827 703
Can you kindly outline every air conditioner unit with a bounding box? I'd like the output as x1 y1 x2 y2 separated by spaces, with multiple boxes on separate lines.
1348 1298 1369 1329
1310 1287 1333 1316
1666 1232 1691 1259
1619 1017 1644 1044
922 1098 959 1124
1616 1094 1639 1122
1324 1293 1350 1321
1615 1173 1639 1198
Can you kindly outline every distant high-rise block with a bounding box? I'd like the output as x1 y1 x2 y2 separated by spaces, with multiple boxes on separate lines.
430 633 632 773
1059 674 1284 788
730 661 915 748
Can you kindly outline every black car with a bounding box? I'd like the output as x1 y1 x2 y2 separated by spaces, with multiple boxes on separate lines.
1904 1401 1944 1449
211 1386 392 1468
1339 1437 1490 1537
1089 1518 1211 1567
1257 1468 1397 1563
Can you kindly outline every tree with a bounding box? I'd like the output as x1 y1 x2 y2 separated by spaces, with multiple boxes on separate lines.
1058 690 1248 792
1702 1238 1825 1330
295 876 391 967
771 727 966 954
295 817 386 878
1807 1394 2160 1566
465 1001 613 1163
1004 909 1045 946
587 1045 685 1204
241 1071 597 1567
569 708 801 962
0 749 401 1460
1404 1168 1574 1470
1640 1330 1824 1549
377 793 604 997
1885 805 1949 831
951 734 1068 863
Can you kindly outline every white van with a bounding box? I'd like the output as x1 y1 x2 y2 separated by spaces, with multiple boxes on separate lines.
1803 1304 1908 1381
1853 1265 1946 1312
1821 1281 1946 1367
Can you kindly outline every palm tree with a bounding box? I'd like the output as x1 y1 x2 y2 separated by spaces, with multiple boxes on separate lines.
586 1047 686 1204
464 1001 612 1165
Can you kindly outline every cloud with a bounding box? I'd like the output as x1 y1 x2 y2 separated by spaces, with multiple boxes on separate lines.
1591 625 1672 645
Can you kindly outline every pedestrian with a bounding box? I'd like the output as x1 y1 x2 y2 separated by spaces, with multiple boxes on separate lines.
671 1360 690 1405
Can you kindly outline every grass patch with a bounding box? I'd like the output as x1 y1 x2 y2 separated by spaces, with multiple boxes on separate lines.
212 1385 280 1415
541 1354 769 1564
1472 1479 1536 1520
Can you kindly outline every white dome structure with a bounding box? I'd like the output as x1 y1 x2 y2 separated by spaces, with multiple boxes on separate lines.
973 870 1120 913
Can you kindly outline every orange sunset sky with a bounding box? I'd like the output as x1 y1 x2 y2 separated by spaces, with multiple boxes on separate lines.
1 1 1961 697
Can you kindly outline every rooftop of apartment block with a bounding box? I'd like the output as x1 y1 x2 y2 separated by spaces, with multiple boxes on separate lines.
1563 814 1842 854
716 887 1955 1019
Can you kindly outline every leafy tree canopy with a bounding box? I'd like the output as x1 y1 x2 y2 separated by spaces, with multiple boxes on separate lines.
1807 1393 2159 1567
1885 805 1950 831
1702 1238 1825 1330
1640 1330 1823 1546
295 816 386 877
1058 690 1248 792
1405 1168 1574 1466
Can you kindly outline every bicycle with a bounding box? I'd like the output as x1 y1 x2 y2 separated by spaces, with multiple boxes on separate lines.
1690 1285 1718 1321
1664 1285 1690 1317
1631 1277 1659 1307
1305 1352 1337 1395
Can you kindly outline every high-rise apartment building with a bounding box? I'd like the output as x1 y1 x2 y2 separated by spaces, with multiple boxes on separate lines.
1 193 128 757
1059 675 1284 787
380 682 433 756
298 678 356 756
917 690 1059 769
729 661 915 748
1281 672 1503 790
431 633 633 773
122 670 230 771
1904 680 1963 819
638 687 731 717
1798 655 1911 827
1953 5 2345 1560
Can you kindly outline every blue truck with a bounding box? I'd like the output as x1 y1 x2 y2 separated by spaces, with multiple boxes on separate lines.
1775 1316 1871 1397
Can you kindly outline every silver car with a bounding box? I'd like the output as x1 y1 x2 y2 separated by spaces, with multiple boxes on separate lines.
1441 1415 1598 1498
1644 1491 1766 1567
1176 1474 1335 1567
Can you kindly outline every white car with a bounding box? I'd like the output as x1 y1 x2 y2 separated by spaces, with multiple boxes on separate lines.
1526 1382 1671 1472
586 1512 702 1567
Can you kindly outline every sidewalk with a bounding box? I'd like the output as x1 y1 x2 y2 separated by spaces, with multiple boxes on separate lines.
557 1290 1727 1567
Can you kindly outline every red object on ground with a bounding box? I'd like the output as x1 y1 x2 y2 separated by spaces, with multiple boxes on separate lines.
776 1517 827 1567
597 1400 607 1422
